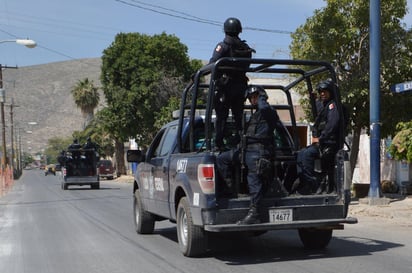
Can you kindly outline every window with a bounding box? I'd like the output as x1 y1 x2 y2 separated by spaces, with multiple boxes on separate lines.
158 125 178 157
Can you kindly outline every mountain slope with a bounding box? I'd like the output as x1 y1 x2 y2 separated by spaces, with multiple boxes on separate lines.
2 58 103 153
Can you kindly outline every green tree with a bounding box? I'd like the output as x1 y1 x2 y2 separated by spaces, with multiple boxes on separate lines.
290 0 412 174
71 78 100 129
100 32 201 175
388 121 412 162
76 112 115 159
44 136 73 164
22 152 34 167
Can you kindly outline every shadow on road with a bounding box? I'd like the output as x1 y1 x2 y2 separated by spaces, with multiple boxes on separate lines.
155 227 403 262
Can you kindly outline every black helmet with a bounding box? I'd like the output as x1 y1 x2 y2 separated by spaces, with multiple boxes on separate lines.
316 79 335 93
244 85 267 100
224 17 242 35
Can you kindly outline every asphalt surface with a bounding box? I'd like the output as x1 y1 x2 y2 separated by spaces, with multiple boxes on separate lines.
0 171 411 273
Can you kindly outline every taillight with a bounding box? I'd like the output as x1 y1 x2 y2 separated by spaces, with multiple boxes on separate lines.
197 164 215 194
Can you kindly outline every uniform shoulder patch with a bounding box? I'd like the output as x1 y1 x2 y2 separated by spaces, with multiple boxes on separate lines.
215 44 222 52
329 103 335 110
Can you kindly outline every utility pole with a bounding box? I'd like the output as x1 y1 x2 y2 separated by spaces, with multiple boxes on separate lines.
0 39 36 169
0 64 5 167
0 64 18 168
368 0 389 205
8 99 19 175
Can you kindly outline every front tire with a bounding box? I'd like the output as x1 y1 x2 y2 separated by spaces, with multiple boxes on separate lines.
134 190 155 234
298 228 333 249
176 197 207 257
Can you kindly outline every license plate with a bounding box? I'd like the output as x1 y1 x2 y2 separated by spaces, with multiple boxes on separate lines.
269 209 293 222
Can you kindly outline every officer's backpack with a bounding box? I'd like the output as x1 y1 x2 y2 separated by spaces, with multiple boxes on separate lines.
227 39 254 59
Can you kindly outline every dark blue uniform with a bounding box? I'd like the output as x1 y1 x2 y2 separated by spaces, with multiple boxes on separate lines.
244 94 279 205
210 35 254 150
297 98 340 193
217 93 279 205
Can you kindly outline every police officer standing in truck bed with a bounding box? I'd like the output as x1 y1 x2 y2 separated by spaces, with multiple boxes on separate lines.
210 17 255 151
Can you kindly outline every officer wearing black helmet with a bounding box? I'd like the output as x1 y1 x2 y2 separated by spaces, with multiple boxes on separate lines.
83 136 99 172
83 136 97 150
296 79 340 194
210 17 256 151
216 85 281 224
68 138 81 160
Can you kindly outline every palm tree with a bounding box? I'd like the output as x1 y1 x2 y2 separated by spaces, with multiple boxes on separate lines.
71 78 100 129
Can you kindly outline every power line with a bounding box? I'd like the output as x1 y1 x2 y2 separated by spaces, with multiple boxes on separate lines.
0 26 101 69
0 28 18 38
0 11 120 39
128 0 221 25
115 0 293 35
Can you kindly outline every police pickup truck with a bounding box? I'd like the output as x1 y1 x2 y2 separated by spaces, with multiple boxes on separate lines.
60 147 100 190
127 58 357 257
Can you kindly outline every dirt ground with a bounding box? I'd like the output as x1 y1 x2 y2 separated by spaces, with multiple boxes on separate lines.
114 175 412 226
348 195 412 226
114 174 134 183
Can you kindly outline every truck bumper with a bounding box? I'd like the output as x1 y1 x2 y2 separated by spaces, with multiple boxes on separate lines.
204 217 357 232
201 195 357 232
63 176 99 185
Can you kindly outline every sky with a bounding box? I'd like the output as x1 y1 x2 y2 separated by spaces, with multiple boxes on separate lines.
1 0 412 67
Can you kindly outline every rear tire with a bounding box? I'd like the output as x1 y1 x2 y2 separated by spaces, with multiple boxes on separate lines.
134 190 155 234
176 197 208 257
298 228 333 249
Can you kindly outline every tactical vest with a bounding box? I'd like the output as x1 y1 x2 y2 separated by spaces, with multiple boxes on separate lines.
313 101 336 141
226 40 253 59
223 36 254 74
245 111 274 147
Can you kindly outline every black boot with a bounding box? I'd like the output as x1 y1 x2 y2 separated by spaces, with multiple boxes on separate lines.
237 205 260 225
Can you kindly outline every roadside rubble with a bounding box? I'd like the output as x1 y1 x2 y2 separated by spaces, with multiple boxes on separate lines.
348 195 412 226
113 175 134 183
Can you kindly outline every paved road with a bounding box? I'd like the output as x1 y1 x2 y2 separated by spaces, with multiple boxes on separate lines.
1 170 411 273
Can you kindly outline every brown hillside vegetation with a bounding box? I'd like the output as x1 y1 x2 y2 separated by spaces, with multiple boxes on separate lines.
2 58 103 154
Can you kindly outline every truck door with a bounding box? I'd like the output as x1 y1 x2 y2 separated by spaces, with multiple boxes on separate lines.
145 124 177 217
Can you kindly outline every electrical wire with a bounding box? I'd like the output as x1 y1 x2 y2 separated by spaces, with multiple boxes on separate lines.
115 0 293 35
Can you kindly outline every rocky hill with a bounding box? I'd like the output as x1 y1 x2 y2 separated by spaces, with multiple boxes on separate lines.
2 58 103 154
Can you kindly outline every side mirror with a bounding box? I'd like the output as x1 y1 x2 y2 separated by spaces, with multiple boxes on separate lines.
127 150 145 163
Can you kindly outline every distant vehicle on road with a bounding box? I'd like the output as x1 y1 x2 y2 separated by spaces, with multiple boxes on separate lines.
45 164 56 176
97 160 115 180
59 148 100 190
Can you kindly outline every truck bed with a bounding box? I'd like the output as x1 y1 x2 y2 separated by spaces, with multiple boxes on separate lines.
61 168 99 190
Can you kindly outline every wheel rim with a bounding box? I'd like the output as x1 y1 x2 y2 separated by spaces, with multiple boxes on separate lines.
179 210 188 246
